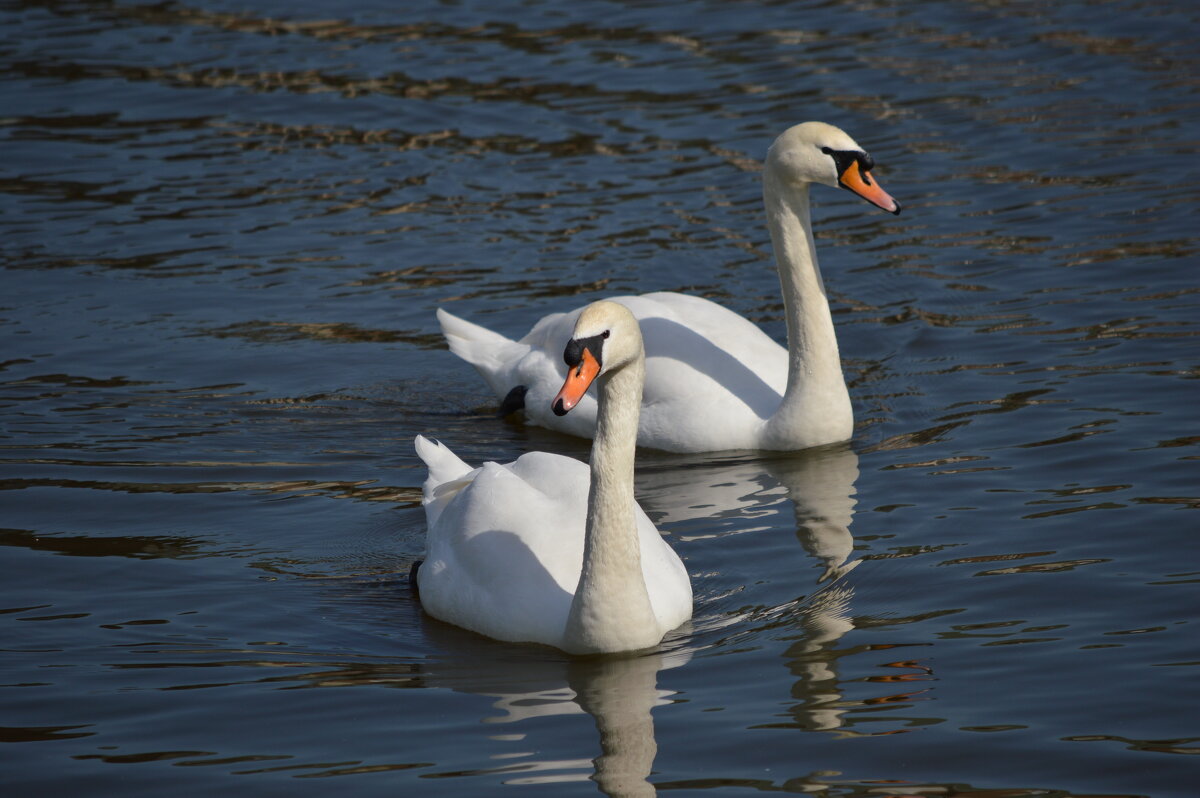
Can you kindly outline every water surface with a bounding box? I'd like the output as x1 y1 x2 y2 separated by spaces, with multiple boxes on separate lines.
2 0 1198 795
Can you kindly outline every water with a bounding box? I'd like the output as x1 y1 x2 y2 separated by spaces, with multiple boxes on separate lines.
2 0 1198 795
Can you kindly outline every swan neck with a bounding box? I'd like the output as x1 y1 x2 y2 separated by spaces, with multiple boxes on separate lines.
565 355 657 654
590 358 642 518
762 174 851 442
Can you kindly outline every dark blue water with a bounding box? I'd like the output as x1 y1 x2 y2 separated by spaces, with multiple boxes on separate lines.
2 0 1198 795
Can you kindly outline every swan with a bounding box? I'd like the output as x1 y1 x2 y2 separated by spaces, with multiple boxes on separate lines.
437 121 900 453
414 300 692 654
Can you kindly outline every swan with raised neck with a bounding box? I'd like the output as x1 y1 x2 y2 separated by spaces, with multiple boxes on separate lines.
760 121 899 447
416 301 692 654
436 121 900 453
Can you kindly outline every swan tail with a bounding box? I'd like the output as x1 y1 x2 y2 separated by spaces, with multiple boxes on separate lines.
414 434 473 486
414 435 476 528
436 307 527 399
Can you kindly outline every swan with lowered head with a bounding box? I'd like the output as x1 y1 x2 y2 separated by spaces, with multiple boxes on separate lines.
415 300 692 654
437 121 900 453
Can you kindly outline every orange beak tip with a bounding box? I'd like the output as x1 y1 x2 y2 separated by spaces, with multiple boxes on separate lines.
842 162 900 215
551 348 600 416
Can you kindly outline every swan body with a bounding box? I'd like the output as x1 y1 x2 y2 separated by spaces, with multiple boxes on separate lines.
416 302 692 654
438 121 899 453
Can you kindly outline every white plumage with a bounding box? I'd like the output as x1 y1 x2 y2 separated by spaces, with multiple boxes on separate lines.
438 121 900 453
416 302 692 654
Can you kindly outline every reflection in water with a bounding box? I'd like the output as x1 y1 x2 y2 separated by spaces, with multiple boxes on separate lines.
419 619 687 796
567 655 665 798
639 446 865 734
750 448 864 735
780 582 859 733
637 445 861 580
767 447 862 584
641 447 934 738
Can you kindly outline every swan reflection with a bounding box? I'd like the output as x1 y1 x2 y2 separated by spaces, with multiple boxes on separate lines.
636 444 861 582
637 445 862 732
419 618 688 797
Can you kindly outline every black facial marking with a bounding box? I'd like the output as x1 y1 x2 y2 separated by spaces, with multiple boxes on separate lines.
821 146 875 186
562 332 606 372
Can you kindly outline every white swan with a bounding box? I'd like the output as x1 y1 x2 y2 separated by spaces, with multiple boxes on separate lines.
415 300 692 654
437 121 900 453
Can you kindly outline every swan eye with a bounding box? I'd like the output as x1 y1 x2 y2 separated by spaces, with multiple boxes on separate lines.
563 332 608 369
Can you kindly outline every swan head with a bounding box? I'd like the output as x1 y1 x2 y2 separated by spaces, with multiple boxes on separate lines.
766 121 901 215
551 301 642 416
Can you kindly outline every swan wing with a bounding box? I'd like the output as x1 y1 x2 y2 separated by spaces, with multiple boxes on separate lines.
417 440 690 647
633 503 693 631
418 448 589 645
436 294 788 451
633 292 788 396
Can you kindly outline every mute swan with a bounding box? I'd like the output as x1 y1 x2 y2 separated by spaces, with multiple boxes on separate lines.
415 300 692 654
438 121 900 453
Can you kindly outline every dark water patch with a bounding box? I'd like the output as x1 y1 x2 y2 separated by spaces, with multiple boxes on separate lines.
0 527 208 560
198 320 444 347
0 724 94 743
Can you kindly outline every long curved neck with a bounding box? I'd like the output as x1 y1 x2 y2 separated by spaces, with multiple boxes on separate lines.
564 355 658 655
762 172 851 443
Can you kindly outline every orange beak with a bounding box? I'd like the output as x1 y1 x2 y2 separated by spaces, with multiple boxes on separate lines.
839 160 900 215
552 349 601 416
